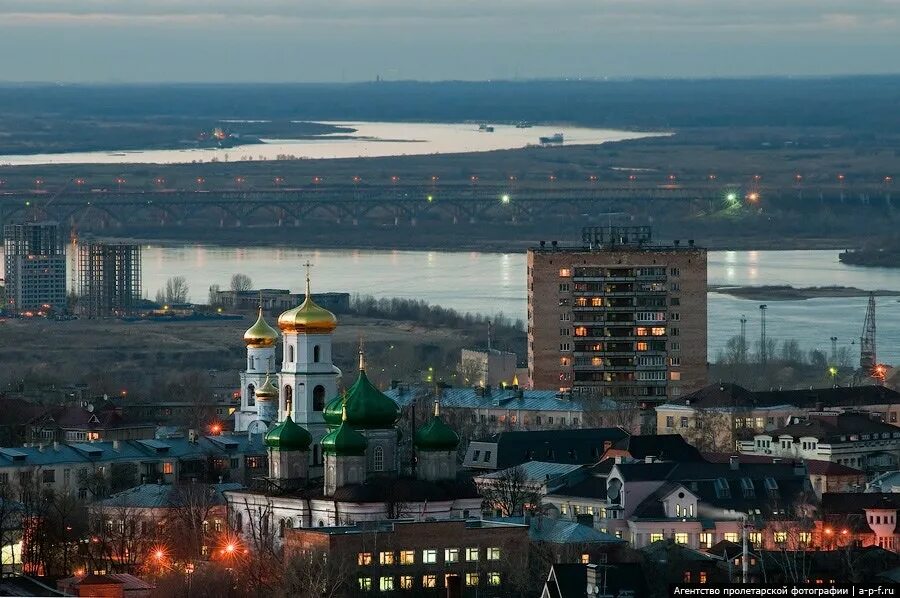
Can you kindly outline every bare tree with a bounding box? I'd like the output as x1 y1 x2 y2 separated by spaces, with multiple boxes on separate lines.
230 274 253 294
169 483 221 561
684 409 734 453
163 276 190 304
278 550 349 598
207 284 221 307
478 465 542 517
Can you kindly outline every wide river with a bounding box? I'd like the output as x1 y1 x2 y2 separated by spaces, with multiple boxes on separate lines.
40 246 900 364
0 121 660 166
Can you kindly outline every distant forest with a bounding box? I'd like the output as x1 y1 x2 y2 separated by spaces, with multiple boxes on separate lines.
1 76 899 131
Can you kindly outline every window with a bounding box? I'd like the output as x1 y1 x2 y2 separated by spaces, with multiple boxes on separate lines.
465 547 479 562
230 458 239 469
358 552 373 566
358 577 372 591
465 573 479 587
42 469 55 484
288 345 295 362
774 531 787 544
666 416 675 428
674 533 689 545
798 532 812 544
683 571 692 583
581 553 590 564
313 385 326 411
650 533 664 543
749 532 762 545
559 268 572 277
445 548 459 563
724 532 739 543
636 342 649 351
680 417 689 428
699 571 707 584
422 575 436 588
484 451 492 462
373 446 385 472
671 372 682 381
399 550 415 565
487 547 500 560
400 576 413 589
422 549 437 564
651 327 666 336
559 283 570 292
163 462 174 475
380 551 394 565
488 572 501 586
670 312 680 321
313 345 321 363
380 577 394 591
699 532 713 549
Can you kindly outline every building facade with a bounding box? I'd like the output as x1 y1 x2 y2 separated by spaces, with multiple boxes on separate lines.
76 240 142 317
3 221 67 314
527 227 706 401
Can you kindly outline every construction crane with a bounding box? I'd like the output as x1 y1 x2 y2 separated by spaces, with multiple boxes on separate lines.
860 293 876 372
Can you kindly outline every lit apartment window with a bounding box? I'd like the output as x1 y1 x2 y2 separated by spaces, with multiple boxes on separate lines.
400 576 413 589
591 297 603 307
774 531 787 544
650 533 664 543
488 572 501 586
560 357 570 366
636 342 649 351
163 462 174 475
749 532 762 545
581 553 590 564
671 372 681 381
422 575 436 588
798 532 811 544
358 577 372 591
559 268 572 277
636 327 649 336
380 577 394 591
486 547 501 560
651 327 666 336
358 552 373 566
465 547 479 562
445 548 459 563
465 573 480 587
399 551 415 565
674 532 689 545
574 326 587 337
699 571 708 584
699 533 713 548
724 532 739 543
380 551 395 565
591 357 603 366
422 549 437 564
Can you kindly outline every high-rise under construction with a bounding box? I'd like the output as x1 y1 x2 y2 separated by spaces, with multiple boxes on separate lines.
77 240 142 317
3 221 67 314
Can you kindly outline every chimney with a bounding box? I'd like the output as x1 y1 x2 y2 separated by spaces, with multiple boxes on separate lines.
729 455 740 470
52 441 60 452
188 429 198 444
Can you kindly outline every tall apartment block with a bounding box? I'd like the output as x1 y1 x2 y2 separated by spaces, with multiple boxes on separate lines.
77 240 142 317
2 221 67 314
527 226 707 402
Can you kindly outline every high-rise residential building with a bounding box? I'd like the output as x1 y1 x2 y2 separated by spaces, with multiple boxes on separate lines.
76 240 142 317
527 226 707 402
2 221 67 314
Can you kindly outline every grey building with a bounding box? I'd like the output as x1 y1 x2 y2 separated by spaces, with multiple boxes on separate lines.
3 221 67 314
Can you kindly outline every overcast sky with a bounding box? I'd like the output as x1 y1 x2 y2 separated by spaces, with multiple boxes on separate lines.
0 0 898 82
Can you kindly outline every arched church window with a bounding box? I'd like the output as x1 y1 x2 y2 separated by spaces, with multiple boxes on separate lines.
248 355 255 370
313 345 321 363
248 384 256 407
279 518 285 538
284 385 293 416
313 386 326 412
373 446 385 472
288 345 295 363
234 512 243 531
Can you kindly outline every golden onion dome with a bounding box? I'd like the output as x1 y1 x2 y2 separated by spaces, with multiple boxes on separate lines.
277 274 337 334
255 373 279 400
244 308 279 347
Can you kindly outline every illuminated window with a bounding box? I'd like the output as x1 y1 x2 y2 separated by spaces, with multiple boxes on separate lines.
465 547 479 562
358 577 372 591
724 533 739 543
581 553 590 564
674 533 689 545
560 357 570 366
422 575 436 588
380 577 394 591
591 297 603 307
699 571 707 584
591 357 603 366
358 552 373 566
650 533 664 543
651 327 666 336
636 327 649 336
798 532 811 544
774 531 787 544
465 573 480 587
162 462 174 475
576 297 587 306
486 547 500 560
400 576 413 589
699 533 713 548
670 372 681 381
399 550 415 565
559 268 572 277
422 549 437 564
749 532 762 545
380 551 394 565
445 548 458 563
488 572 501 586
574 326 588 337
636 342 649 351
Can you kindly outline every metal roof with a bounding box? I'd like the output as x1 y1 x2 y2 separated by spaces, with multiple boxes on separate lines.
480 461 585 483
386 386 622 413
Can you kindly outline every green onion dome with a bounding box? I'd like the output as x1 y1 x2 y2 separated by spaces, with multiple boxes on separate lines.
414 402 460 452
264 415 312 451
321 404 368 456
323 351 400 429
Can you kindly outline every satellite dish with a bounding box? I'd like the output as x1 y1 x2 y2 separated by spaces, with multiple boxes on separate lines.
87 404 95 413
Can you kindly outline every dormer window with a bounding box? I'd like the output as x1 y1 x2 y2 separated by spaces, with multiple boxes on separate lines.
740 478 755 498
714 478 731 499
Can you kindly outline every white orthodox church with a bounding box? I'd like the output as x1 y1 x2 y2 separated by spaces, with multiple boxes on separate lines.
227 276 480 535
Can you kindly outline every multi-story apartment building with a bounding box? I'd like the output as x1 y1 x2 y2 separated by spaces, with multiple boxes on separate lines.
527 227 706 401
3 221 67 314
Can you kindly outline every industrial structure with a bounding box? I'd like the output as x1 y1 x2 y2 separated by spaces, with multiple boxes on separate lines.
2 221 67 314
76 240 142 317
527 226 707 401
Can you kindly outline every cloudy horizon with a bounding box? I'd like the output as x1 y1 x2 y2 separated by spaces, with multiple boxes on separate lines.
0 0 898 82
